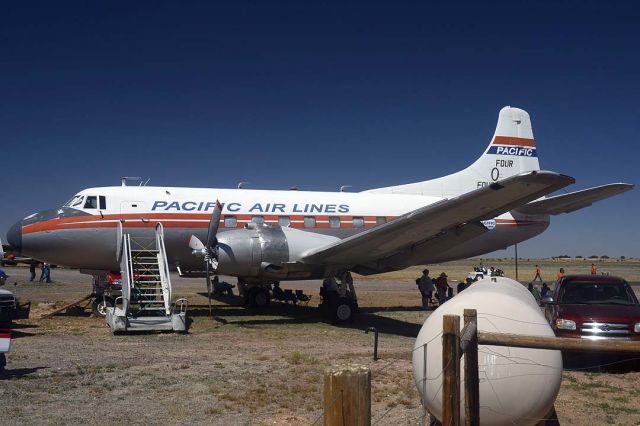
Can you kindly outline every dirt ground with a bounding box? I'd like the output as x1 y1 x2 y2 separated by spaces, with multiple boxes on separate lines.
1 259 640 425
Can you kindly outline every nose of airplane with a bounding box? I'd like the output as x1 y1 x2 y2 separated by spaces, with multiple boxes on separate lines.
7 220 23 252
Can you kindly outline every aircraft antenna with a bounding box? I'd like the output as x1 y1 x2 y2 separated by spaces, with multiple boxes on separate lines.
237 181 250 189
121 176 142 187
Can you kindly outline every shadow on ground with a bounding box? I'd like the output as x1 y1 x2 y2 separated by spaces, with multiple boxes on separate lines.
189 295 423 338
0 366 47 379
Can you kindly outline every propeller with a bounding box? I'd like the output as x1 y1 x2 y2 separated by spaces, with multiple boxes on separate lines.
189 200 223 316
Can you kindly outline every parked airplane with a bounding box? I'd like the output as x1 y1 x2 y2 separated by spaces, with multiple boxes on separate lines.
6 106 633 321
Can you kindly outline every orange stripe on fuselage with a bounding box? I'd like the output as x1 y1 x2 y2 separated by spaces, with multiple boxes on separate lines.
491 136 536 147
21 213 395 234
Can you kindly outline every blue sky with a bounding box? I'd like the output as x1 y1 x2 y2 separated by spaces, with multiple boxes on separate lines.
1 1 638 258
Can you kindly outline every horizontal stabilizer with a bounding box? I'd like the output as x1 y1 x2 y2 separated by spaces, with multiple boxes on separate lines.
303 170 574 266
515 183 634 216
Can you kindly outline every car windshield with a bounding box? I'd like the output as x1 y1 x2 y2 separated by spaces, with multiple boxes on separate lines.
559 281 637 305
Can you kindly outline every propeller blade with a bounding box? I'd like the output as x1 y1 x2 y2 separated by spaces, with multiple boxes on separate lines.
205 200 223 249
188 235 205 251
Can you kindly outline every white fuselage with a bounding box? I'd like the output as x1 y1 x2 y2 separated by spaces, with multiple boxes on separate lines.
18 185 549 276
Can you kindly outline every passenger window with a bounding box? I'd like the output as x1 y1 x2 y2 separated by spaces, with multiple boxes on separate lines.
99 196 106 210
224 216 237 228
84 196 97 209
376 217 387 225
352 217 364 228
251 216 264 224
329 216 341 228
278 216 291 227
304 217 316 228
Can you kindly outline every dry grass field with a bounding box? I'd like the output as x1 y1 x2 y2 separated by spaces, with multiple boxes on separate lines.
1 258 640 425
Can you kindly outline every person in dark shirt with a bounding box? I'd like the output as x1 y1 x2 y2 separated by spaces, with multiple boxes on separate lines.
29 261 37 282
541 282 550 299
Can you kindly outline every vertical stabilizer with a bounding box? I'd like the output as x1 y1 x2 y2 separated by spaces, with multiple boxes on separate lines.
365 106 541 197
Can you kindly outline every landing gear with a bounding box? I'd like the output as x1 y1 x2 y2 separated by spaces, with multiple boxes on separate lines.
92 296 114 317
245 286 271 308
320 272 359 323
334 297 356 322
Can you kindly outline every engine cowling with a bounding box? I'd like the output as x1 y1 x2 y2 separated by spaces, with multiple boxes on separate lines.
215 224 339 280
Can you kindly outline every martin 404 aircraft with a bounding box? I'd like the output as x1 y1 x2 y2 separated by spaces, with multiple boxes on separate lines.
6 106 633 321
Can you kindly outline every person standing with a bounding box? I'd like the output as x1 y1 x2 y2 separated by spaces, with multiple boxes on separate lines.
541 282 550 299
557 267 565 282
29 260 37 282
532 264 543 282
435 273 449 305
528 282 542 304
591 263 597 275
43 263 51 283
417 269 434 309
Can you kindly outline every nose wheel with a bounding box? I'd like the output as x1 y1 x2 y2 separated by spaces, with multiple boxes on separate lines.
92 296 114 317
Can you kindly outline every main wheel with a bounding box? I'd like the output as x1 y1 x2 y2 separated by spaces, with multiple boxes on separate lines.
334 298 356 323
247 288 270 308
92 296 114 317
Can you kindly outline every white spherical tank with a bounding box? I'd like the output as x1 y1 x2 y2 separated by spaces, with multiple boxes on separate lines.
412 277 562 426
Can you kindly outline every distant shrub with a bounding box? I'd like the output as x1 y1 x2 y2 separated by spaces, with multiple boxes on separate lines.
588 255 599 259
601 255 610 259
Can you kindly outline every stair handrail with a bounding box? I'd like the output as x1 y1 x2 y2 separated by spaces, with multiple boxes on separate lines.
155 223 172 315
174 298 188 315
119 234 133 314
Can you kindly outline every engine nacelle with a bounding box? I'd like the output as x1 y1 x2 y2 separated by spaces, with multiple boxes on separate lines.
215 224 339 280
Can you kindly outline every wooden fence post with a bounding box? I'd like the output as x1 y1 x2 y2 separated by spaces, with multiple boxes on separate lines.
443 315 461 426
463 309 479 426
323 364 371 426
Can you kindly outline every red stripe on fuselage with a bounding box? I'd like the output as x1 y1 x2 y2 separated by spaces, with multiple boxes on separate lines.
21 213 547 235
21 213 394 234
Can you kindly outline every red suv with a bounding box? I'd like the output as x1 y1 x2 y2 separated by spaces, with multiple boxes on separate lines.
544 275 640 341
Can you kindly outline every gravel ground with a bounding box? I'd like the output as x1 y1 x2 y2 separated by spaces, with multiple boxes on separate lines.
1 263 640 425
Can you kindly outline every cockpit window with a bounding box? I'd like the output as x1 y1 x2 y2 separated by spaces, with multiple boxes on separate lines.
84 196 97 209
64 195 84 207
65 195 85 207
99 196 106 210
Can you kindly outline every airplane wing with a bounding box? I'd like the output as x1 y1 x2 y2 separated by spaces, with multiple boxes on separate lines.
515 183 634 216
302 171 575 267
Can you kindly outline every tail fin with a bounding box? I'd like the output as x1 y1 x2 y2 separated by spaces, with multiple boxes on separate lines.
365 106 541 197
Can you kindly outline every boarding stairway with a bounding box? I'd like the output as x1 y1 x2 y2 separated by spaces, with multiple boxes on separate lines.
106 223 188 333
